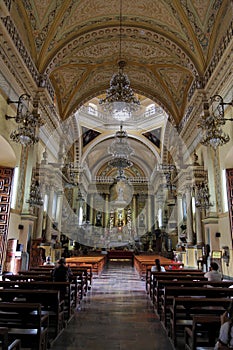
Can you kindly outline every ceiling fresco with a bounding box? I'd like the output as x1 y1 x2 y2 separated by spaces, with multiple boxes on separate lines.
10 0 231 123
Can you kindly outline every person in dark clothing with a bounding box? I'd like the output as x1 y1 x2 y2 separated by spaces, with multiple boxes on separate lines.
51 257 73 282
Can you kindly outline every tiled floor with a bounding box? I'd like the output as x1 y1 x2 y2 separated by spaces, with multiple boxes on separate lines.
52 261 175 350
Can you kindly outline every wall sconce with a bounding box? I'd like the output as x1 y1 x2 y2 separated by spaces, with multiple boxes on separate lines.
5 93 44 146
198 94 233 149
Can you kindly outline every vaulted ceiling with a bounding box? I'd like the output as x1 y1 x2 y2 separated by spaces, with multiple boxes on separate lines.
11 0 231 124
2 0 232 182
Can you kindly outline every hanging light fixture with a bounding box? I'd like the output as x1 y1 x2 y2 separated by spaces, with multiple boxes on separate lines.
108 124 134 179
5 94 44 146
99 0 140 120
198 94 233 149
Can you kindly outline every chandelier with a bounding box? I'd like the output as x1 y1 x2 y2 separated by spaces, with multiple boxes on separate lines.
5 94 44 146
26 179 43 207
198 94 233 149
108 124 134 178
99 1 140 120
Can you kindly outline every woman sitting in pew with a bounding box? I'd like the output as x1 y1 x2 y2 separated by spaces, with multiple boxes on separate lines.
151 259 166 272
215 301 233 349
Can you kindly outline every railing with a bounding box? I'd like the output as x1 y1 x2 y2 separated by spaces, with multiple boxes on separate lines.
94 176 149 184
79 105 166 123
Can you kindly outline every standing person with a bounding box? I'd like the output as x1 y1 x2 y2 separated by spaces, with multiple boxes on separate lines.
214 301 233 349
51 257 73 282
204 261 222 282
151 258 166 272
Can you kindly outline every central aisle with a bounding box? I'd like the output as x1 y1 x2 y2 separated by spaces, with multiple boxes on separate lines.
52 261 175 350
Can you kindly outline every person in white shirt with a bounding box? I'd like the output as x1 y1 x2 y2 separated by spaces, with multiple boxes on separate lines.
204 261 222 282
215 301 233 349
43 256 55 266
151 258 166 272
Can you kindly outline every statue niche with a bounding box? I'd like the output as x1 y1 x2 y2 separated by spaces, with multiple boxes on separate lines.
109 180 132 208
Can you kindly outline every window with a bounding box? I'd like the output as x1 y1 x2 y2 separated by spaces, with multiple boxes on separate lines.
11 166 19 209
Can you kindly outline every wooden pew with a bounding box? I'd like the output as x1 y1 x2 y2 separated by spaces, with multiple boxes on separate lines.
184 315 221 350
169 297 230 345
20 267 90 300
146 268 204 294
148 271 207 302
0 302 48 350
66 256 106 276
0 327 21 350
0 281 74 322
153 279 233 314
161 286 233 330
0 286 64 343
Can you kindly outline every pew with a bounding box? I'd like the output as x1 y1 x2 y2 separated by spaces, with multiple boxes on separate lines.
0 302 48 350
19 267 90 300
160 286 233 330
184 315 221 350
169 297 230 345
148 271 207 301
153 279 233 314
1 278 77 318
0 327 21 350
0 286 64 343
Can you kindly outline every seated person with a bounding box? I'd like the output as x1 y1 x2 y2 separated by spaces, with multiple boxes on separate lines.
151 258 166 272
51 257 73 282
43 256 55 266
215 301 233 349
204 261 222 282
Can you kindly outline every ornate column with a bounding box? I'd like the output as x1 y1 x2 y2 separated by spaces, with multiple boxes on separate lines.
147 195 153 232
104 194 109 227
132 194 137 228
177 193 183 242
45 184 54 242
35 183 46 239
89 194 94 225
186 186 194 245
195 206 203 245
55 191 63 241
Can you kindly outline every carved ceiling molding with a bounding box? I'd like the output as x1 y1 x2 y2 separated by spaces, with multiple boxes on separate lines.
44 26 198 76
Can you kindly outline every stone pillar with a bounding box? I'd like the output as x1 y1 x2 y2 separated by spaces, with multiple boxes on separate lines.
45 185 54 242
195 206 203 245
104 194 109 227
177 193 183 242
35 182 46 239
55 191 63 241
89 194 94 225
147 195 153 232
186 186 194 245
132 195 137 228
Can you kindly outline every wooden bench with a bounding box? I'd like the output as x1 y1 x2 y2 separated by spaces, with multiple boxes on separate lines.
153 279 233 314
161 286 233 330
0 286 64 343
0 278 77 320
0 302 48 350
0 327 21 350
149 271 207 303
184 315 221 350
169 297 230 345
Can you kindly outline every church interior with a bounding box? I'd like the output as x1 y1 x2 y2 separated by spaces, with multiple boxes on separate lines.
0 1 233 348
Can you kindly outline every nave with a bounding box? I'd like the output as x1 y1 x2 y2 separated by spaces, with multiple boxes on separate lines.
52 261 174 350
